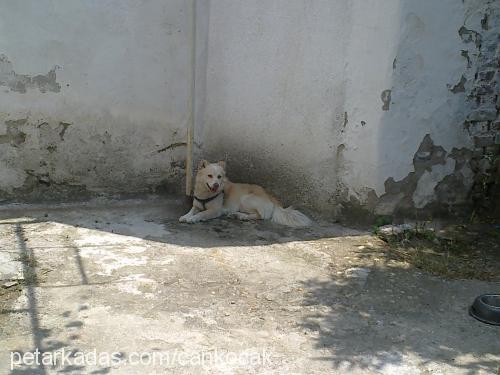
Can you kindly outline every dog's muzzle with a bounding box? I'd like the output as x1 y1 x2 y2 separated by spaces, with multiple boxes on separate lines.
207 182 219 193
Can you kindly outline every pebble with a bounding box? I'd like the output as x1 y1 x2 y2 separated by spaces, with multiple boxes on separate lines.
2 281 19 288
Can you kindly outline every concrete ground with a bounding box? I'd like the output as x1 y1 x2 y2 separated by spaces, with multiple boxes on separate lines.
0 197 499 375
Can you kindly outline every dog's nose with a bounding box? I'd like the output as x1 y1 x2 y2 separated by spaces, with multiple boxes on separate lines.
213 183 219 189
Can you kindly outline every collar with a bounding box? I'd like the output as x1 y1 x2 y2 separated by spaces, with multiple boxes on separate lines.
193 191 223 210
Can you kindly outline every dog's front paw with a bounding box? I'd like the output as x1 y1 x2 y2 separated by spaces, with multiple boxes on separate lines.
179 214 190 222
184 215 201 223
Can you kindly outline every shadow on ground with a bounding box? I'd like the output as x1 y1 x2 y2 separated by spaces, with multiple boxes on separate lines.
0 196 363 249
300 243 500 374
0 221 127 374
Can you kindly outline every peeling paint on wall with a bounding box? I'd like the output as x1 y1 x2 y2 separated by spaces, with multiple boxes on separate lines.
58 122 71 140
380 89 391 111
448 75 467 93
0 119 27 146
413 159 456 208
376 135 473 216
0 114 187 202
0 54 61 93
458 26 482 48
340 134 475 221
343 112 348 127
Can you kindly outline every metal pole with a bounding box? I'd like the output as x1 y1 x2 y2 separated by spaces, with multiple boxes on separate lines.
185 0 196 196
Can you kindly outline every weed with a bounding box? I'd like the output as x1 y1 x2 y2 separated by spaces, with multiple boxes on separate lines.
375 223 500 281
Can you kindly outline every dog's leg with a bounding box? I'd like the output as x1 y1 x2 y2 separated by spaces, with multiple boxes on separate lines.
179 206 200 222
240 194 274 220
229 212 260 221
184 208 222 223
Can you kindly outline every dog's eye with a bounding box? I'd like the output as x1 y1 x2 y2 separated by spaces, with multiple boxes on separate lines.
217 175 221 179
208 174 213 178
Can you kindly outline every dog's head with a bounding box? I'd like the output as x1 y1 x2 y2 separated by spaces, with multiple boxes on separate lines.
195 160 226 194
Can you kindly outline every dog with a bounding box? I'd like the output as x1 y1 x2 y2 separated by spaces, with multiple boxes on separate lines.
179 160 312 227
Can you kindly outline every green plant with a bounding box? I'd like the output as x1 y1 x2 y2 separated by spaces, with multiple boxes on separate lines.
371 215 393 234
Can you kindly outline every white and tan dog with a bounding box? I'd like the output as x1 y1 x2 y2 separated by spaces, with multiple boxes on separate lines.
179 160 312 227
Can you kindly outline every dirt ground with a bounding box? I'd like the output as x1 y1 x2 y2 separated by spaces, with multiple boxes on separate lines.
0 197 499 374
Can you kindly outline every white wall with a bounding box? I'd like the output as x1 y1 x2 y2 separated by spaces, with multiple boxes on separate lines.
200 0 480 217
202 0 348 211
0 0 192 199
0 0 491 217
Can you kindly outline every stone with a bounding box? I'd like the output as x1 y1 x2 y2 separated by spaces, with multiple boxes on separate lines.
0 252 23 281
478 70 496 81
467 108 497 122
474 135 495 147
471 83 495 96
378 223 415 237
2 281 18 288
466 121 490 136
478 158 492 172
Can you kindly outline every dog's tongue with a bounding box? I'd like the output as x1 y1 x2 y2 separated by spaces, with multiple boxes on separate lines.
211 186 218 192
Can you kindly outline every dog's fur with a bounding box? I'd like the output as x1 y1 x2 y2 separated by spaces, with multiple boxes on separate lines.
179 160 312 227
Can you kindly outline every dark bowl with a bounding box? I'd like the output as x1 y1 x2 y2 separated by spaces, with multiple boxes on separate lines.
469 294 500 326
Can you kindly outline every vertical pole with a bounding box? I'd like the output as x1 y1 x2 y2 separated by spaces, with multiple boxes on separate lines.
185 0 196 196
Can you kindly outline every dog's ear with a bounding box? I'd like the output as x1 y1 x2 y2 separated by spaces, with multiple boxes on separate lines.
218 160 226 170
198 159 209 170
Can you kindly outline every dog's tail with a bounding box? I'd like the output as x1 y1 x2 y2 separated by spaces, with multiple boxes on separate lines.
271 206 312 227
